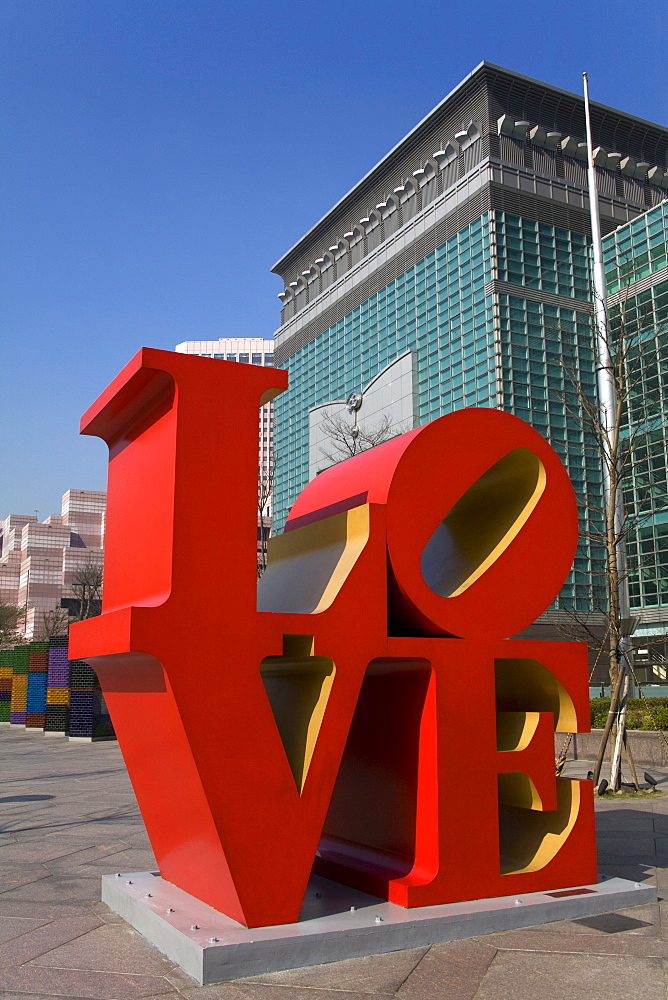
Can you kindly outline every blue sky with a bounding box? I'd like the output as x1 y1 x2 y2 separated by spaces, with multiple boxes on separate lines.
2 0 666 518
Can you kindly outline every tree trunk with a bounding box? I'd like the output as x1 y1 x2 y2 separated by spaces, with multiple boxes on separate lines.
623 729 640 791
593 663 626 784
610 672 629 790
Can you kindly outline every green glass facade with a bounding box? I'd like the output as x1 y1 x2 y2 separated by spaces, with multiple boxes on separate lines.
275 216 495 526
275 208 608 610
604 203 668 294
605 203 668 626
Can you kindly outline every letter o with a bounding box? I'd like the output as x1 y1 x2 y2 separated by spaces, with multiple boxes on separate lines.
286 409 578 639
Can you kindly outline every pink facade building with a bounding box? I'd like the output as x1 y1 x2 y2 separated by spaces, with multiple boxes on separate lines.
0 490 106 640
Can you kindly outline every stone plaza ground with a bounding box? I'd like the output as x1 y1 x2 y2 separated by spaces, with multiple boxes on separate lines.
1 728 667 999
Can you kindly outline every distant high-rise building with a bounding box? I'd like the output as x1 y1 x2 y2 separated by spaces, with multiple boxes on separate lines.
174 337 275 570
269 61 668 627
0 490 106 640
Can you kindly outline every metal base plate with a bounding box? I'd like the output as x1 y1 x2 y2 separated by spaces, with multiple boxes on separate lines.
102 871 656 985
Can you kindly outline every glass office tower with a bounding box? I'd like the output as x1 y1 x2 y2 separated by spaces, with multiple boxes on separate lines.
270 63 668 617
603 203 668 676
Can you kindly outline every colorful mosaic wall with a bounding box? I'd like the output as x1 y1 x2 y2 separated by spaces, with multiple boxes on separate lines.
0 636 114 741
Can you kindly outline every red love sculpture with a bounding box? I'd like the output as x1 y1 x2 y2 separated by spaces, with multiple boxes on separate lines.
70 348 596 928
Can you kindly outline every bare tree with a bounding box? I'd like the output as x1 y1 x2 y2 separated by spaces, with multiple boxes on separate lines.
318 413 402 467
255 408 403 577
38 607 70 640
69 560 103 620
257 458 275 578
550 278 667 790
0 602 26 648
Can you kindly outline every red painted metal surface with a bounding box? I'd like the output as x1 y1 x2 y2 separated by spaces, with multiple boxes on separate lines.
70 348 597 928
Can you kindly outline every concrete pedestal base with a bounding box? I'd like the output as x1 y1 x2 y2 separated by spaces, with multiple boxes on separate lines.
102 871 656 985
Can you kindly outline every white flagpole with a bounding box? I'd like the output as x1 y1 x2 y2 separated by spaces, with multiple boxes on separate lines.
583 73 635 789
583 71 617 531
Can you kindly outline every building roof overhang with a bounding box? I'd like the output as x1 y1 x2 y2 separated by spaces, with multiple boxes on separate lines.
271 61 668 278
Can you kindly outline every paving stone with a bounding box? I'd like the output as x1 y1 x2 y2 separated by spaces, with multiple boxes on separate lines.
124 831 154 845
44 843 131 870
598 813 655 825
43 862 143 880
0 859 53 872
651 866 668 888
597 863 657 884
526 903 660 936
596 860 657 883
230 985 371 999
597 837 658 857
570 907 659 935
41 821 148 840
180 985 252 999
393 939 497 1000
63 848 158 872
0 899 92 919
134 995 192 1000
0 868 52 893
0 994 96 1000
0 966 178 998
46 829 133 845
29 922 176 975
88 899 137 924
0 908 102 967
165 965 199 990
472 950 664 1000
0 914 50 945
0 840 100 864
596 813 655 830
478 926 668 958
244 946 428 993
8 826 91 842
0 874 103 904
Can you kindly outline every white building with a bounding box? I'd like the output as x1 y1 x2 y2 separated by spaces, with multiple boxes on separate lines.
174 338 275 568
